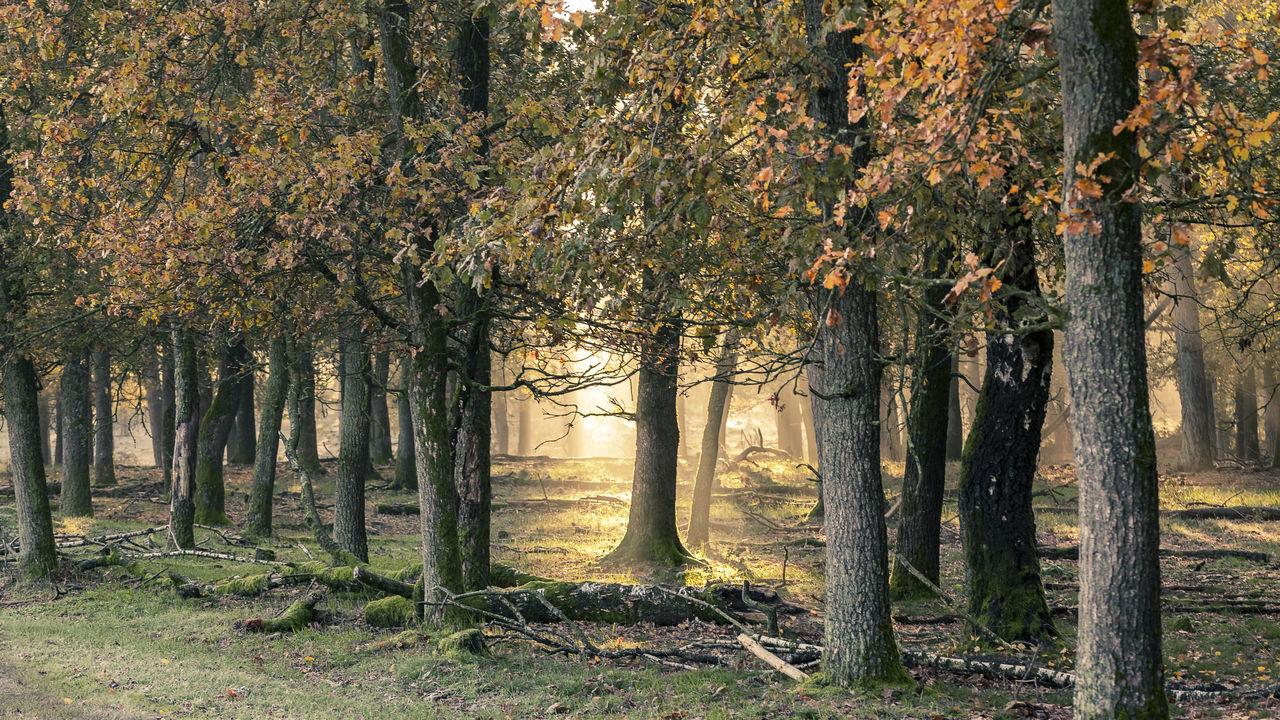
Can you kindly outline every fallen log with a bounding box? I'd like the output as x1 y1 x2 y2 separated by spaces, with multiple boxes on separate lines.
240 593 323 633
1038 546 1270 563
354 566 415 598
737 633 807 681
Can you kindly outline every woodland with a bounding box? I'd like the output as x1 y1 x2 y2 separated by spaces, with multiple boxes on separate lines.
1 0 1280 718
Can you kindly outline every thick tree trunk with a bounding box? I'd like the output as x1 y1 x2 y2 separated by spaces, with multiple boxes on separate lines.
1170 251 1216 471
60 349 93 517
454 286 492 590
394 356 417 490
37 389 52 469
1235 361 1259 461
292 336 323 474
957 228 1055 643
687 332 737 547
4 354 59 576
92 348 115 486
605 315 694 566
337 334 371 562
1055 0 1168 715
194 342 243 525
891 241 954 600
247 337 289 537
170 328 200 549
369 350 394 465
946 355 964 462
492 354 510 456
226 359 256 465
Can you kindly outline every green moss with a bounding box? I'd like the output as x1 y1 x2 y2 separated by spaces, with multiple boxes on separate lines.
436 628 489 662
387 563 423 582
489 562 550 587
365 596 415 628
244 597 318 633
290 562 361 591
216 573 273 596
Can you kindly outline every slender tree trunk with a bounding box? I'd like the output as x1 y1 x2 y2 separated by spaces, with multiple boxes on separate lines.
946 355 964 461
142 339 165 468
1170 251 1216 470
605 316 693 565
775 385 804 458
800 389 818 465
517 392 534 455
37 389 52 469
891 241 954 600
54 392 63 470
883 386 905 463
247 336 289 537
1235 361 1259 461
1265 359 1280 468
369 350 394 465
336 333 371 562
4 355 58 576
805 350 826 521
492 354 510 456
394 356 417 490
1055 0 1168 715
160 339 176 489
226 360 256 465
194 342 243 525
92 348 115 486
687 332 737 547
60 349 93 517
956 227 1055 643
170 328 200 549
293 336 323 474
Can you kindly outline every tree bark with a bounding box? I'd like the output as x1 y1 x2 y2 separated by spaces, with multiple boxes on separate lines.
141 338 165 468
891 240 954 600
454 286 492 590
92 348 116 486
226 358 256 465
1170 251 1216 470
492 354 510 456
394 356 417 490
60 348 93 517
946 355 964 461
37 388 52 469
292 336 323 475
1055 0 1168 714
802 0 905 685
605 312 694 566
1265 360 1280 467
4 355 59 576
160 337 176 488
194 341 243 525
687 332 738 547
1234 361 1259 461
247 336 289 537
956 224 1055 643
805 352 826 521
337 333 371 562
882 385 905 463
775 385 804 458
369 350 394 465
170 328 200 549
517 392 534 455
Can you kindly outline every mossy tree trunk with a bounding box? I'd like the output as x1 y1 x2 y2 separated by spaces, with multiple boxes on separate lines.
1265 360 1280 468
226 359 256 466
247 336 289 537
1055 0 1168 715
394 356 417 490
170 327 200 549
337 332 371 562
891 240 955 601
292 336 323 475
1235 361 1259 461
60 348 93 517
369 350 394 465
687 331 737 547
956 222 1055 644
454 287 492 591
605 312 695 566
92 348 115 486
194 341 243 526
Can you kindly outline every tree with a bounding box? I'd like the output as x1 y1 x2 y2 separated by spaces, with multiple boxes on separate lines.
1170 250 1217 470
1054 0 1168 716
92 348 116 486
336 332 371 562
369 351 394 465
687 332 738 547
170 327 201 549
60 348 93 517
194 340 244 526
246 336 289 537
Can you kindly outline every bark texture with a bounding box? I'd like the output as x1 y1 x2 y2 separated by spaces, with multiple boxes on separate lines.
394 356 417 490
687 332 737 547
92 348 115 486
946 355 964 461
956 226 1055 643
1170 251 1216 470
194 342 243 525
802 0 906 686
60 349 93 517
247 336 289 536
160 340 176 486
1235 362 1259 461
226 360 256 465
369 351 394 465
4 355 58 576
337 334 371 562
141 339 166 468
1265 360 1280 467
170 328 200 549
1054 0 1168 715
891 241 954 600
292 337 323 474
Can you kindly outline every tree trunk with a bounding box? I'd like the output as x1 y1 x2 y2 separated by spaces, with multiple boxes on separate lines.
891 240 954 600
60 348 93 517
454 287 492 591
946 355 964 462
337 333 371 562
1265 360 1280 468
4 354 59 576
292 336 323 474
687 332 737 547
195 341 243 525
369 350 394 465
1055 0 1168 714
956 226 1055 643
37 388 52 469
92 348 116 486
605 314 694 566
54 392 63 470
226 359 256 465
1170 251 1216 471
247 336 289 537
170 328 200 549
141 339 165 468
517 392 534 455
775 385 804 458
800 388 818 466
394 356 417 490
1234 361 1259 461
492 354 510 456
160 338 176 489
805 354 826 521
883 386 905 463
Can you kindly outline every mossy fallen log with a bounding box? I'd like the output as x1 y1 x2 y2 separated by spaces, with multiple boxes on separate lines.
241 593 322 633
365 595 416 627
437 629 489 661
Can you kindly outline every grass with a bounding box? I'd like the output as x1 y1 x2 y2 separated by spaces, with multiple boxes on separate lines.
2 457 1280 718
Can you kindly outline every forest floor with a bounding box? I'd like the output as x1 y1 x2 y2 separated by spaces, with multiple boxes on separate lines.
1 456 1280 719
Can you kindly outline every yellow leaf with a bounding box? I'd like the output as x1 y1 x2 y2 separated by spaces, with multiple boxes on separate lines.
1142 260 1155 273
